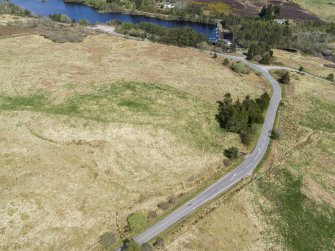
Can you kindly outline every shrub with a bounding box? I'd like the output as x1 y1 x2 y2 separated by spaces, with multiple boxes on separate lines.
213 53 218 58
299 65 305 72
279 71 290 84
141 243 153 251
213 46 223 53
148 210 157 218
127 212 148 233
196 41 210 50
49 14 71 23
44 31 84 43
158 201 170 210
231 61 251 74
326 73 334 81
224 146 239 159
223 58 230 66
223 159 233 166
240 129 253 145
100 232 116 249
271 129 281 140
79 19 90 26
153 237 165 249
124 239 141 251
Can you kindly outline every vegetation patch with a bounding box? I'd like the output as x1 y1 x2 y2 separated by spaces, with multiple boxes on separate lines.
0 81 227 152
257 169 335 251
127 212 148 233
301 96 335 133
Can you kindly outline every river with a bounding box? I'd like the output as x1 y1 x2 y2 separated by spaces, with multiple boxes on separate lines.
11 0 216 38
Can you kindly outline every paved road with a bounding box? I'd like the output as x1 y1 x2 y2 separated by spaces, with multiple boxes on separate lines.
118 54 283 247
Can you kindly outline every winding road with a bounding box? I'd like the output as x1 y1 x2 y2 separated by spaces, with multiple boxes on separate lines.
124 53 283 248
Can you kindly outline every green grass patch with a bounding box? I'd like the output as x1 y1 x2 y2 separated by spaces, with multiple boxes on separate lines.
127 212 148 233
257 169 335 251
301 96 335 133
0 81 226 153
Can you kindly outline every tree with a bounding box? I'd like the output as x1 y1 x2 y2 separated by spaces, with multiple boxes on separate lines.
224 147 239 159
280 71 290 84
299 65 305 72
240 129 253 145
124 239 141 251
135 0 143 9
326 73 334 81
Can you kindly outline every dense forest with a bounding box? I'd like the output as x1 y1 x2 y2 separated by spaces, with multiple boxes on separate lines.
221 7 335 62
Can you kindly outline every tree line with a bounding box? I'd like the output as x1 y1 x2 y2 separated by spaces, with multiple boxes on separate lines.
216 93 270 145
116 22 208 47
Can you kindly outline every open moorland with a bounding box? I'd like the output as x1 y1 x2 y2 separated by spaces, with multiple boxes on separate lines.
0 22 270 250
272 49 335 79
166 72 335 251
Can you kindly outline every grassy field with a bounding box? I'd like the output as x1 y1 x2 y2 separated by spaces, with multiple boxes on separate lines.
272 49 335 79
294 0 335 21
0 23 269 250
167 72 335 251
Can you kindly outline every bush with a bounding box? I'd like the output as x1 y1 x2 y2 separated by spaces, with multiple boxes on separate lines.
279 71 290 84
153 237 165 249
158 201 170 210
240 129 253 146
196 41 210 50
271 129 281 140
326 73 334 81
49 14 71 23
100 232 116 249
141 243 153 251
0 1 32 16
223 58 230 66
213 53 218 58
231 61 251 74
224 146 239 159
44 31 84 43
213 46 223 53
148 210 157 218
299 65 305 72
127 212 148 233
124 239 141 251
79 19 90 26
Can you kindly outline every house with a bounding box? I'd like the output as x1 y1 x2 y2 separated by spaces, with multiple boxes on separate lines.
163 2 174 9
274 19 286 25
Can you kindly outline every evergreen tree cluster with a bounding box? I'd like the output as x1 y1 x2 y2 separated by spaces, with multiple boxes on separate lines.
117 22 207 47
259 4 282 19
247 43 274 64
216 93 270 145
221 14 292 49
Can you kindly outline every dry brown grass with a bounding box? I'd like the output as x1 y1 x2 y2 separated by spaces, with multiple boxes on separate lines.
273 49 335 79
0 27 269 250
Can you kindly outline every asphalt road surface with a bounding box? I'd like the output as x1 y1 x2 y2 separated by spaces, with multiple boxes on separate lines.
118 54 282 249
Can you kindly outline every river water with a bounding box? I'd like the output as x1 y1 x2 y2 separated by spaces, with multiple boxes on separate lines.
11 0 216 38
